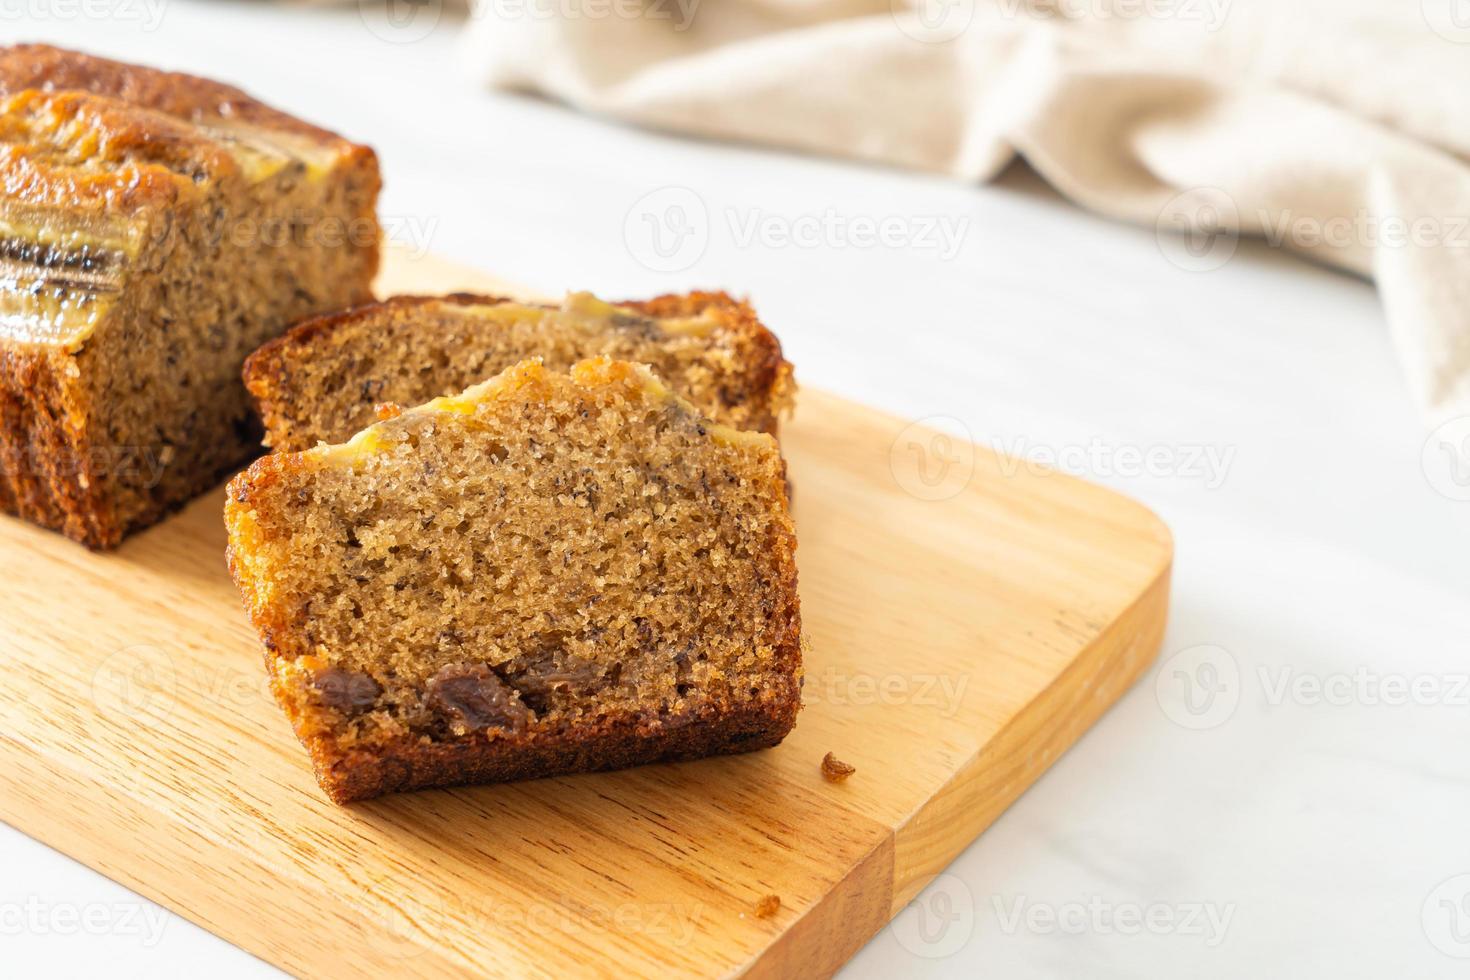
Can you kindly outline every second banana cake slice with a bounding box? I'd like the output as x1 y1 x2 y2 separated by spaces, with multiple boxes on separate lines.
243 291 795 451
225 357 803 803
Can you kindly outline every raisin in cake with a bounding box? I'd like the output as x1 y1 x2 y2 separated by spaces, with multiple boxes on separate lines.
225 358 802 803
242 291 794 452
0 45 380 548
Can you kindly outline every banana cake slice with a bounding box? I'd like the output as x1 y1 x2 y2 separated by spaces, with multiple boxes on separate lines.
225 357 802 803
0 45 380 547
242 290 794 452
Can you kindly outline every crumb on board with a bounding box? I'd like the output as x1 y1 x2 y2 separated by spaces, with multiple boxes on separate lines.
754 894 781 919
821 751 856 782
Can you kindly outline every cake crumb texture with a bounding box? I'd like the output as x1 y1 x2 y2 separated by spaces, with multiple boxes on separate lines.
243 290 795 452
225 358 803 802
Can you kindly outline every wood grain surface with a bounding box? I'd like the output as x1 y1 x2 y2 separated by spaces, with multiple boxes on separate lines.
0 249 1172 978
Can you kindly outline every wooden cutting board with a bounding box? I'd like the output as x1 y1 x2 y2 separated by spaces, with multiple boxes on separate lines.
0 250 1172 978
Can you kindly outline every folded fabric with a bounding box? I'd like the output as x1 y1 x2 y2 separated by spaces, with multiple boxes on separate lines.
463 0 1470 423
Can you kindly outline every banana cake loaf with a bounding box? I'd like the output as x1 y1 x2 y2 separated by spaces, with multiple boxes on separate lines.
0 45 380 548
225 358 802 803
242 290 794 452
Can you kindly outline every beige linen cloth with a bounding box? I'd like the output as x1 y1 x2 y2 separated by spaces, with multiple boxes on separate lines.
458 0 1470 423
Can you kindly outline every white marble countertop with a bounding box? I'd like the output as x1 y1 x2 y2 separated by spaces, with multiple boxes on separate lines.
7 3 1470 977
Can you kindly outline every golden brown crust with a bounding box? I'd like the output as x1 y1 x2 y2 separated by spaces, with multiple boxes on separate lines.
0 44 355 146
624 289 795 427
3 328 280 549
244 294 512 372
243 290 782 384
0 89 240 214
0 344 117 547
0 43 380 233
301 691 797 805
